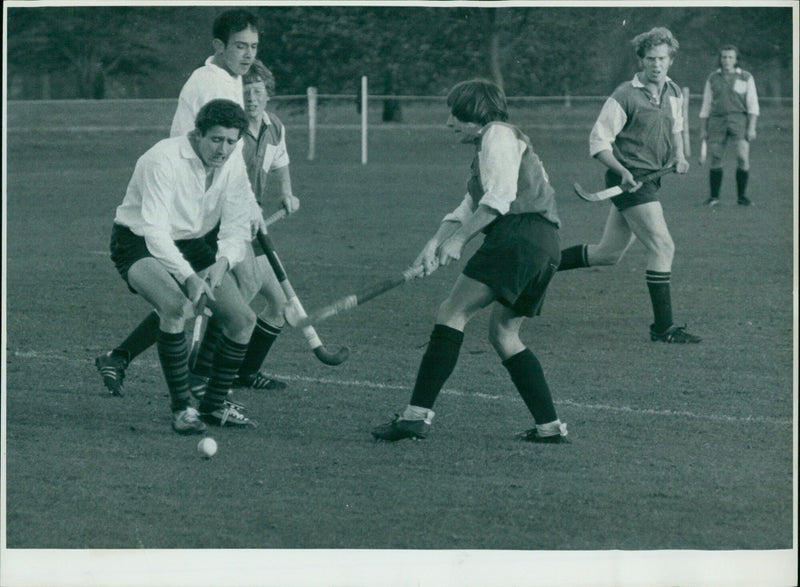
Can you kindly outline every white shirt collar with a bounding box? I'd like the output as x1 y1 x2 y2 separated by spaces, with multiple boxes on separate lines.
632 73 673 88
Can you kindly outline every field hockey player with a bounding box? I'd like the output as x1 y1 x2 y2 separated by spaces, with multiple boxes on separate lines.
372 79 568 444
558 27 701 344
108 100 265 432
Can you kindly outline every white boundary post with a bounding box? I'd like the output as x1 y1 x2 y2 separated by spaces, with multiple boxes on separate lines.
682 86 691 157
307 86 317 161
361 76 368 165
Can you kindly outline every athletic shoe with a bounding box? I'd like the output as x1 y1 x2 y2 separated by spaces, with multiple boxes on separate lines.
172 406 206 435
737 197 753 206
188 373 209 399
704 197 720 207
371 415 430 441
518 425 569 444
95 352 127 396
232 372 287 390
199 404 257 428
650 324 702 344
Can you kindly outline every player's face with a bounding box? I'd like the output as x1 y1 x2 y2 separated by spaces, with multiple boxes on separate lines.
218 26 259 77
243 81 269 120
447 114 481 143
640 44 673 85
720 50 737 72
195 125 241 168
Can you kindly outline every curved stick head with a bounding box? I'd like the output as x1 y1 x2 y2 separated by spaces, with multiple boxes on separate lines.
313 345 350 366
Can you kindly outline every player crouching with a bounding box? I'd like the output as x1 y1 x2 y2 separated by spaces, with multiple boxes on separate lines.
108 99 264 433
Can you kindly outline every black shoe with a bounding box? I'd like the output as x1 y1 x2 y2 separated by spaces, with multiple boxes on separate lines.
371 415 430 441
650 324 702 343
232 372 287 390
517 425 570 444
95 352 127 396
199 403 257 428
737 197 753 206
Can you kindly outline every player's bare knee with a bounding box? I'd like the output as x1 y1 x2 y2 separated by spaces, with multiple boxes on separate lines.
156 291 189 322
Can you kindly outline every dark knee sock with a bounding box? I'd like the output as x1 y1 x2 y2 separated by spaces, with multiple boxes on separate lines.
113 311 159 364
558 244 589 271
736 168 749 199
503 348 558 424
157 330 191 412
646 270 673 332
409 324 464 409
199 335 249 411
709 168 723 200
192 316 222 377
238 318 282 377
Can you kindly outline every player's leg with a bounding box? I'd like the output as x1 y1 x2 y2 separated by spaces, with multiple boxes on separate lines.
233 254 288 390
196 273 258 427
621 202 700 343
490 304 567 443
95 311 159 396
371 275 494 441
560 205 635 271
126 257 205 434
706 119 727 205
734 138 752 206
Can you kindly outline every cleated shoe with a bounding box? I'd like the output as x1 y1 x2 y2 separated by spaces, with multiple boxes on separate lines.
189 373 209 399
704 197 720 207
232 372 287 390
737 197 753 206
172 406 207 435
650 324 702 344
199 404 257 428
518 426 570 444
95 352 128 396
371 414 430 441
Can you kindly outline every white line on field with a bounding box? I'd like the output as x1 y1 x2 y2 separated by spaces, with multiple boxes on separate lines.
10 349 791 426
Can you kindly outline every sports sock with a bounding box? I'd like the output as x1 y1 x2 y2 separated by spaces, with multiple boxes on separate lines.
199 335 249 412
557 244 589 271
237 318 282 378
736 168 749 200
156 330 191 412
113 311 160 364
646 270 673 332
709 168 723 200
409 324 464 409
192 316 222 377
502 348 558 424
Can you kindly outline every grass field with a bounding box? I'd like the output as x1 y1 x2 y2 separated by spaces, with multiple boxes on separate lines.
2 99 797 586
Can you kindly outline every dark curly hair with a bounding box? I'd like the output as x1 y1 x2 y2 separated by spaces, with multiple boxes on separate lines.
195 99 248 136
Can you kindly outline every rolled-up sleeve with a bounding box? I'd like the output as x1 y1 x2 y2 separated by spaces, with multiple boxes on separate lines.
589 97 627 157
217 153 257 269
699 79 713 119
139 160 196 282
476 125 523 215
442 194 475 224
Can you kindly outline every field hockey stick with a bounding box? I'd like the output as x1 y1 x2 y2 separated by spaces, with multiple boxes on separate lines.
699 139 707 166
291 265 425 329
188 208 289 369
255 230 350 366
573 165 676 202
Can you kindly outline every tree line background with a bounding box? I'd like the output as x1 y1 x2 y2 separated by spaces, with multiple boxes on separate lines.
5 4 794 101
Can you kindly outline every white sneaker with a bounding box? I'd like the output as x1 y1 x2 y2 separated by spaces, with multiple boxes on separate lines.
172 406 207 435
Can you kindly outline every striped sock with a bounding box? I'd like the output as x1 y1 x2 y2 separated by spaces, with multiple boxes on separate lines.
157 330 191 412
503 348 558 424
114 310 160 364
409 324 464 409
646 270 673 332
238 318 282 378
199 335 249 412
558 244 589 271
192 316 222 377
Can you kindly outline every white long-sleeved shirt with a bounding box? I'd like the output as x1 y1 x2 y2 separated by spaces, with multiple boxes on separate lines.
114 135 257 282
170 56 245 138
698 67 759 119
442 123 560 228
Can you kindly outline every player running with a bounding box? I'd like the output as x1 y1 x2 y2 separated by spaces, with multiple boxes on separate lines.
557 27 701 344
109 99 264 433
699 44 760 207
372 79 568 443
